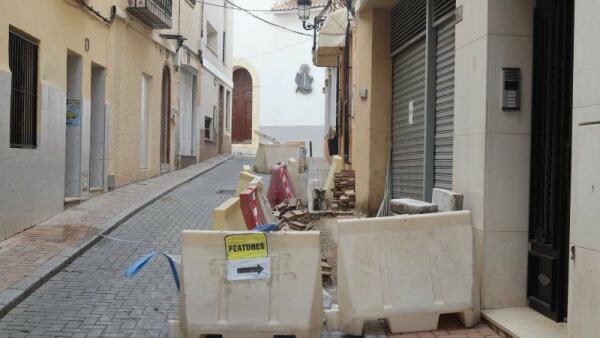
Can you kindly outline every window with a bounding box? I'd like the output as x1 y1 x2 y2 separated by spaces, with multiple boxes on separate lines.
205 116 213 141
9 31 38 148
206 22 218 53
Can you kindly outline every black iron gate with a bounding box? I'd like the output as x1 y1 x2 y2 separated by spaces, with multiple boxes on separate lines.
527 0 574 322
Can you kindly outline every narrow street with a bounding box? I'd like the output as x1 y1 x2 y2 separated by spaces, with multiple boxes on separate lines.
1 0 596 337
0 157 249 337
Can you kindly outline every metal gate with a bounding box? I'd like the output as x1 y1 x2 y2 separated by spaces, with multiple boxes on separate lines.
527 0 573 322
391 39 427 200
433 21 455 190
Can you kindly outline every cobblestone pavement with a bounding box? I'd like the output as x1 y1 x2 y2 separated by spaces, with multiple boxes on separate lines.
0 156 498 338
0 155 229 294
0 157 247 338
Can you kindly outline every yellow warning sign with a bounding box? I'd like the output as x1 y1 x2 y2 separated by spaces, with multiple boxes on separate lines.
224 233 268 260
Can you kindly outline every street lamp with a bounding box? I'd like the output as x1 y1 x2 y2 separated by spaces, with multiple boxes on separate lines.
297 0 311 23
297 0 329 51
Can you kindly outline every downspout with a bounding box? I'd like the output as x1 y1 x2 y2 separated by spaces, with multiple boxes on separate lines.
342 0 352 164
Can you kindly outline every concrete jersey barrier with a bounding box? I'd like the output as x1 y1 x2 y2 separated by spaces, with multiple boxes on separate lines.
212 198 246 231
326 211 479 334
170 230 323 338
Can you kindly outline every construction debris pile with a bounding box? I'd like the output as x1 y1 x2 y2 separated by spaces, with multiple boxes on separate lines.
272 197 314 231
331 170 356 211
321 256 333 286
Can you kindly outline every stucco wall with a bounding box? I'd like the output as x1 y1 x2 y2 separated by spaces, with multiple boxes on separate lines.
569 0 600 336
0 0 109 239
199 0 233 158
352 8 392 216
232 0 327 156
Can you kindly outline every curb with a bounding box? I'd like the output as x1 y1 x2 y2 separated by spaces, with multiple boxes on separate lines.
0 155 232 318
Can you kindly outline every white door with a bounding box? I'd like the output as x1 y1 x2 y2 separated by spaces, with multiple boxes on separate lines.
179 70 196 156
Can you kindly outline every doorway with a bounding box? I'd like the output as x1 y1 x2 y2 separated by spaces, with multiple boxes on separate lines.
65 53 82 199
527 0 574 322
218 85 224 153
179 68 197 157
89 65 106 193
160 65 171 173
232 68 252 143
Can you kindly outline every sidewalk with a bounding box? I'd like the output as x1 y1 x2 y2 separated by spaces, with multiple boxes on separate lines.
0 155 231 317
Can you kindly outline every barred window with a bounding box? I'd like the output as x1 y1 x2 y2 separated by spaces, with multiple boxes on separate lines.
9 31 38 148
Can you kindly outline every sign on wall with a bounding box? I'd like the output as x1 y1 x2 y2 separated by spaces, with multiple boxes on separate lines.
66 99 81 127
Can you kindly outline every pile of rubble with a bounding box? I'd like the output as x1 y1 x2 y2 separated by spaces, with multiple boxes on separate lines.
331 170 356 211
321 256 333 286
273 197 313 231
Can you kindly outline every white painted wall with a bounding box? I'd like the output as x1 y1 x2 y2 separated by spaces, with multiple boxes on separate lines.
199 0 234 157
233 0 327 156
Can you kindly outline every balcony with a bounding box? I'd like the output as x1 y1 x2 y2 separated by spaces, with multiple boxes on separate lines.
127 0 172 29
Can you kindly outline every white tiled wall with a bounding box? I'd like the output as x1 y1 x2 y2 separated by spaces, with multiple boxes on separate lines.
0 71 67 239
570 2 600 332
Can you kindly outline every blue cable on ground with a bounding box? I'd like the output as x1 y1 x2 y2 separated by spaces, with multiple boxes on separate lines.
123 225 278 291
124 252 181 291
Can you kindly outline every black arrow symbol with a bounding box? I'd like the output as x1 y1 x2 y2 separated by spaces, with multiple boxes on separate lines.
237 264 264 275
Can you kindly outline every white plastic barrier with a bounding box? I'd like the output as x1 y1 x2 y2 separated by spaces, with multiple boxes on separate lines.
170 230 323 338
254 142 306 173
287 158 307 203
326 211 479 335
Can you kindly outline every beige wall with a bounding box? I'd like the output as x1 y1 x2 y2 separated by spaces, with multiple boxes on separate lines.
352 8 392 216
109 0 208 185
569 0 600 336
454 0 535 310
0 0 110 239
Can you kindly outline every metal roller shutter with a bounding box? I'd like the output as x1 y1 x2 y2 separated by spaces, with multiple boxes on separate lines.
391 38 427 200
433 22 455 190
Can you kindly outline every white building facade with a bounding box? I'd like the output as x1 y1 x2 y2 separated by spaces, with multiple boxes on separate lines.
198 0 234 161
232 0 328 157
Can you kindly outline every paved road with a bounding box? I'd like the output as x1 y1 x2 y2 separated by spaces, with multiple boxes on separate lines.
0 157 249 338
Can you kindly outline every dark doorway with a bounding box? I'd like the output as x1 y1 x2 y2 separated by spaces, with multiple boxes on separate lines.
218 85 225 153
528 0 574 322
160 65 171 172
232 68 252 143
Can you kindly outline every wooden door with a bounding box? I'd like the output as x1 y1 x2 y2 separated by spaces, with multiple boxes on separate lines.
232 68 252 143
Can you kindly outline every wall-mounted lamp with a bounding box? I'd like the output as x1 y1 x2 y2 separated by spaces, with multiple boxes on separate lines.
296 0 329 52
84 38 90 52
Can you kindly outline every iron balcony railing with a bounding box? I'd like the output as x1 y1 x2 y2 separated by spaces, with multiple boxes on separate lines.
127 0 173 29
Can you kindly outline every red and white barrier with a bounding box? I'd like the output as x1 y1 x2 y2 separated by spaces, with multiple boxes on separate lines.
267 162 296 206
239 184 276 230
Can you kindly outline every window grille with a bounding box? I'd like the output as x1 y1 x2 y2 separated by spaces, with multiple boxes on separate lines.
9 31 38 148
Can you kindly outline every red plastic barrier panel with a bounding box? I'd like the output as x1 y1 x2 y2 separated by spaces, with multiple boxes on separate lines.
239 185 269 230
267 162 296 206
